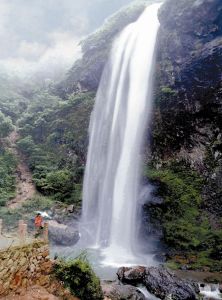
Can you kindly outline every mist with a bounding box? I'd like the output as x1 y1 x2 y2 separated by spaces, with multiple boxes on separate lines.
0 0 134 80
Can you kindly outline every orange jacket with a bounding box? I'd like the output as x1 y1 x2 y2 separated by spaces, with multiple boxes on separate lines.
35 215 43 227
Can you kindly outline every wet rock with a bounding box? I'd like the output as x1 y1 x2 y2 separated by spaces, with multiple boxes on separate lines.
117 266 199 300
48 221 80 246
144 267 199 300
102 281 146 300
117 266 146 285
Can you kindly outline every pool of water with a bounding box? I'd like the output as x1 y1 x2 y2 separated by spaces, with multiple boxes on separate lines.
51 243 222 300
51 242 157 280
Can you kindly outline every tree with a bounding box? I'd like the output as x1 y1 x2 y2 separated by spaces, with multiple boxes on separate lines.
0 112 14 138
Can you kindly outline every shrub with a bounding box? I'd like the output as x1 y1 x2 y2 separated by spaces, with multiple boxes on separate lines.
54 258 103 300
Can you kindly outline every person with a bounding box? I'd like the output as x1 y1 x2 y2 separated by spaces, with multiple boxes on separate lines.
34 213 44 238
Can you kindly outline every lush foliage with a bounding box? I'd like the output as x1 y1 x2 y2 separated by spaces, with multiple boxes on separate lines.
0 112 14 138
146 161 222 270
0 148 17 206
54 257 103 300
17 92 94 204
146 161 204 249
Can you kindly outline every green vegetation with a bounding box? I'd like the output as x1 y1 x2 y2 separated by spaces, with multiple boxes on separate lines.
0 69 93 213
160 86 177 95
0 148 17 206
146 161 222 270
54 257 103 300
0 196 53 230
21 195 54 212
17 92 94 204
155 85 177 106
0 112 14 138
146 161 204 249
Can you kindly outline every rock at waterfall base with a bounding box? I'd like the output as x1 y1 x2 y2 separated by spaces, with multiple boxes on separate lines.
117 266 200 300
102 281 146 300
48 221 80 246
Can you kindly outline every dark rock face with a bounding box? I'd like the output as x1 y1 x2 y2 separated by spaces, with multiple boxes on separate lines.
150 0 222 220
102 281 146 300
154 0 222 153
117 266 199 300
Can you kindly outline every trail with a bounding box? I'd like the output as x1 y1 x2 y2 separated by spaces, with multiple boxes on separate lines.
6 130 36 209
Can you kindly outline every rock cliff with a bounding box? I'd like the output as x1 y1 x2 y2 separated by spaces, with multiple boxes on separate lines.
55 0 222 269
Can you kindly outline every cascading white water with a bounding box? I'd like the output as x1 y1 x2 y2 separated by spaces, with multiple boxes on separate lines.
82 3 161 265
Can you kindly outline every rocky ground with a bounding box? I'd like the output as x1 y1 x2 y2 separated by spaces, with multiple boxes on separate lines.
2 286 61 300
2 284 80 300
103 266 222 300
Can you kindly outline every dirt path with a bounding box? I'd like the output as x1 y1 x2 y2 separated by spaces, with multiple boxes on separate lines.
6 131 36 209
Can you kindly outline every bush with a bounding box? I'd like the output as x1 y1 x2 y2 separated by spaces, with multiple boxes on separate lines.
54 258 103 300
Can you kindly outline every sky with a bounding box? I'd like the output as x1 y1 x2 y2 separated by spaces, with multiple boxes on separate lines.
0 0 133 78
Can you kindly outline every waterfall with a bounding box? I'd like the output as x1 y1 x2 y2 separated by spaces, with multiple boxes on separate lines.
82 3 161 265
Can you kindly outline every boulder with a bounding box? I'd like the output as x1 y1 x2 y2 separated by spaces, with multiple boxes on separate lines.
48 221 80 246
102 281 146 300
117 266 199 300
117 266 146 285
144 267 199 300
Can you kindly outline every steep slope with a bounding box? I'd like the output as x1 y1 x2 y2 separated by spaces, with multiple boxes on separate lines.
147 0 222 269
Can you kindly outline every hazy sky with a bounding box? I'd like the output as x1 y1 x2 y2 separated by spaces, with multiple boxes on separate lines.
0 0 133 76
